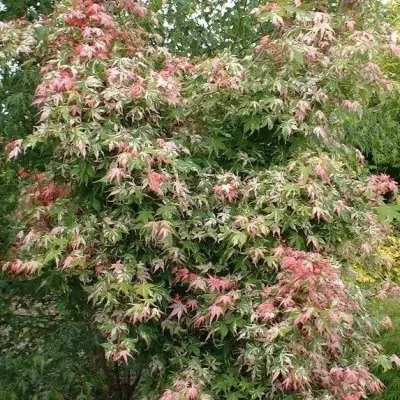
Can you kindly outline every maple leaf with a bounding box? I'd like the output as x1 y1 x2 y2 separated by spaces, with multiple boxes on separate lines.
4 259 23 274
147 171 166 194
312 206 329 222
368 379 384 394
213 181 238 202
294 308 314 326
160 390 175 400
37 183 67 206
188 277 207 292
145 220 173 244
186 299 198 311
330 367 344 381
209 304 224 322
74 43 96 60
249 248 266 265
281 297 296 308
191 315 206 329
130 82 145 98
17 168 30 178
369 174 398 195
6 139 23 160
113 349 133 364
8 146 22 160
314 165 329 182
64 10 86 27
173 268 197 283
51 70 75 93
185 385 199 400
169 299 187 321
140 306 151 321
87 3 103 16
121 0 147 17
390 43 400 58
215 294 236 307
105 167 126 183
62 256 76 270
272 14 284 28
257 301 275 322
70 105 81 116
343 100 361 113
313 126 327 139
111 260 124 274
391 354 400 368
281 377 294 391
206 275 233 292
342 395 361 400
273 245 285 257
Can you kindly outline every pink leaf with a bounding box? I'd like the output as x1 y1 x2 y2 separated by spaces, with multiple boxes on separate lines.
209 304 224 322
148 171 166 194
169 299 187 321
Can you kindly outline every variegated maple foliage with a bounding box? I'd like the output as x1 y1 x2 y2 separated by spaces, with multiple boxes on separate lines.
0 17 41 66
2 0 400 399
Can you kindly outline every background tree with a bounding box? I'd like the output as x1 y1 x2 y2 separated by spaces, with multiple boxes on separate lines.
155 0 271 57
344 0 400 179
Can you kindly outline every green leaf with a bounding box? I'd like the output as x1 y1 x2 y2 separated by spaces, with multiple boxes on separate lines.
218 324 229 340
376 354 393 372
133 284 154 299
135 210 154 225
293 50 304 66
230 232 247 247
377 204 400 223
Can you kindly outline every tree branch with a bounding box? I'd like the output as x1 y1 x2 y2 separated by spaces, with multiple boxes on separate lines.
126 369 142 400
193 21 213 55
115 362 123 400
